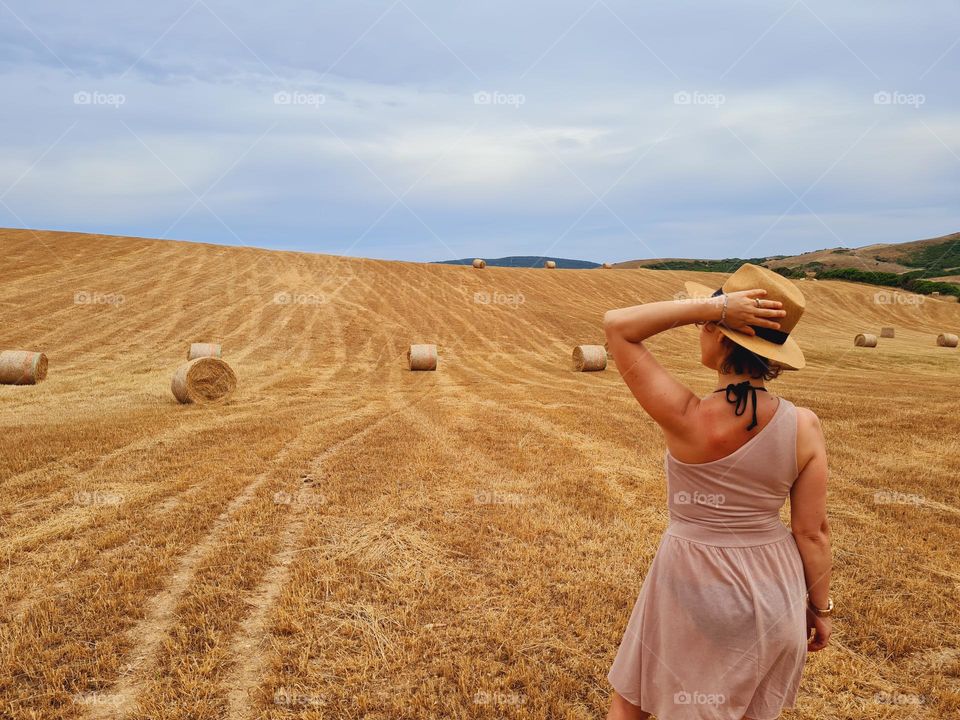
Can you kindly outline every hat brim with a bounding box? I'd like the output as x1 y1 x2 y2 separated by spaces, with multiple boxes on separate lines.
683 280 806 371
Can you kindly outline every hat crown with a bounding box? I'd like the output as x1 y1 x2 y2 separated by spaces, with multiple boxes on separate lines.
723 263 805 334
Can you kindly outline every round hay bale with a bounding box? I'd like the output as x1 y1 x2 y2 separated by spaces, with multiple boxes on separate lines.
854 333 878 347
936 333 959 347
472 258 486 269
572 345 607 371
0 350 48 385
602 262 612 269
171 357 237 404
408 344 437 371
188 343 222 360
880 327 895 338
544 260 556 269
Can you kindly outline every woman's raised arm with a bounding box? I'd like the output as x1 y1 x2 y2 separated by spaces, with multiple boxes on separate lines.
603 290 785 434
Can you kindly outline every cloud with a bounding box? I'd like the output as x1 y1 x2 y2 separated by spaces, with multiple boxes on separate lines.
0 0 958 261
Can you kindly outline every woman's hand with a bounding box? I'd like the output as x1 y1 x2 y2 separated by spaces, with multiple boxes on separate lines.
806 609 832 652
720 289 786 336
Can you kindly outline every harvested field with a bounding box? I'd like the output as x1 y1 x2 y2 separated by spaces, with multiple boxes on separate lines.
1 229 959 719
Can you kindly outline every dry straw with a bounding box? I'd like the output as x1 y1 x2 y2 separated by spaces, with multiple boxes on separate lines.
854 334 878 347
408 344 438 371
544 260 556 269
188 343 222 360
936 333 958 347
880 327 895 338
572 345 607 371
472 259 486 269
0 350 48 385
171 357 237 404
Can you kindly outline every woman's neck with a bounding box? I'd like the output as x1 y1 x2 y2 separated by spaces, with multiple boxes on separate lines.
715 372 765 390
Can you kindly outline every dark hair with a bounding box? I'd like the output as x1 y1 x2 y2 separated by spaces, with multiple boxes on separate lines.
720 337 783 381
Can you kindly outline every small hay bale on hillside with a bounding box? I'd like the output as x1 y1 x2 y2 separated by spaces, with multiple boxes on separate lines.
544 260 556 269
880 327 895 338
854 334 878 347
472 259 486 269
188 343 222 360
0 350 48 385
172 357 237 404
936 333 958 347
573 345 607 371
408 344 438 371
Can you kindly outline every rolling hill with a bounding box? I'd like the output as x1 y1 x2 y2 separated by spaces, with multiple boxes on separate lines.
614 231 960 288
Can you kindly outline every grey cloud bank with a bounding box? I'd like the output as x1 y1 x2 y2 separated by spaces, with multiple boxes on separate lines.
0 0 958 262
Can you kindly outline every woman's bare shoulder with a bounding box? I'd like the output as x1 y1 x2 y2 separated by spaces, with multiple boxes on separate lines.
794 405 826 467
794 405 823 433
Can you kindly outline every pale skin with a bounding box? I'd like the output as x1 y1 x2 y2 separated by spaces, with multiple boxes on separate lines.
602 290 832 720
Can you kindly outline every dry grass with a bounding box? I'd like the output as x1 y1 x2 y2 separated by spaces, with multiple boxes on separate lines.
1 228 959 719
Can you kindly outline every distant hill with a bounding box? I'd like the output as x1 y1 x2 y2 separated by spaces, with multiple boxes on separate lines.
614 232 960 298
435 256 601 269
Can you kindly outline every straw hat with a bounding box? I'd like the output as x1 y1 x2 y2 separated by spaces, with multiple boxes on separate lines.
683 263 806 370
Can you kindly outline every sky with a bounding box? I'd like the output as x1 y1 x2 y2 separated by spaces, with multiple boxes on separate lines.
0 0 958 263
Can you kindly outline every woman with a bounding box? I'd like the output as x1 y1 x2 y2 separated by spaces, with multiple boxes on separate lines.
603 264 832 720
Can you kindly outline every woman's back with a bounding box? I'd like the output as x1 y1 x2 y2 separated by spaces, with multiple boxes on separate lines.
665 396 798 545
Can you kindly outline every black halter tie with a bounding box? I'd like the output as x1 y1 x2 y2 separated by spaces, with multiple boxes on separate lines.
714 380 767 431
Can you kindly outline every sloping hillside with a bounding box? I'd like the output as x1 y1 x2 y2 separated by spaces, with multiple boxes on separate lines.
435 256 601 269
616 231 960 281
1 229 959 720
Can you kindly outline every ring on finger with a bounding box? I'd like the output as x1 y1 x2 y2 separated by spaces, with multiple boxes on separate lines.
755 298 762 308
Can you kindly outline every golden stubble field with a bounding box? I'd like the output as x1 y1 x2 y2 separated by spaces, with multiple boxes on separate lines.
1 229 959 720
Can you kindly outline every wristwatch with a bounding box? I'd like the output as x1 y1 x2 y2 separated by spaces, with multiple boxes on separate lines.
808 597 834 618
